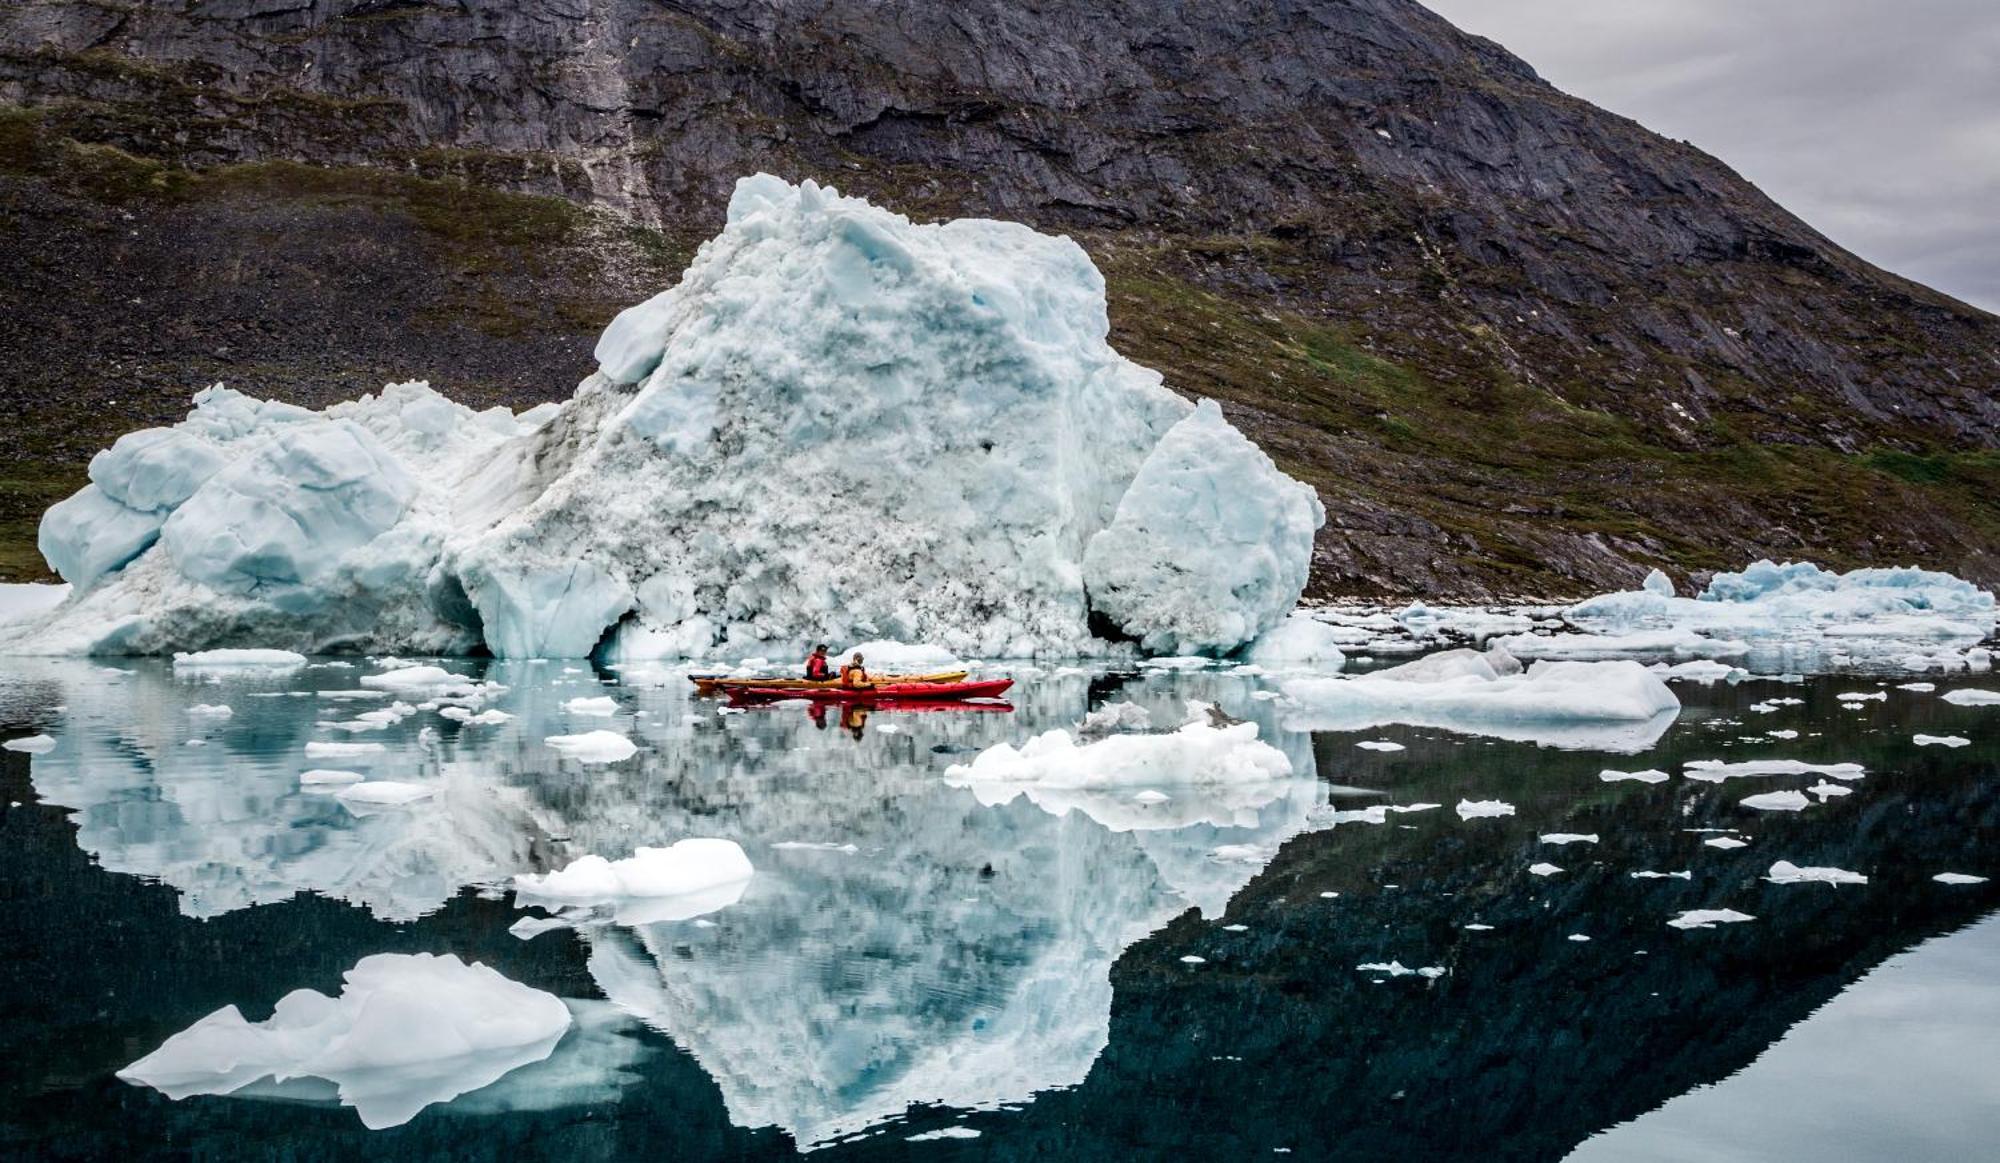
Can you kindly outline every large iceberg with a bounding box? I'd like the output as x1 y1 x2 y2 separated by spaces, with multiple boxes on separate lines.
8 175 1320 660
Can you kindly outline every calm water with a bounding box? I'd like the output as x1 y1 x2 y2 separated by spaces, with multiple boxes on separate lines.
0 655 1995 1160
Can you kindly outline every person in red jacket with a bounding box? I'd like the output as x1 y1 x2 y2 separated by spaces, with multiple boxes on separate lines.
804 644 832 681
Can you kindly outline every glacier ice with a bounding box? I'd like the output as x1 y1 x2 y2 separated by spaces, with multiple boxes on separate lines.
1280 659 1680 752
118 952 571 1129
1243 613 1349 669
6 176 1321 661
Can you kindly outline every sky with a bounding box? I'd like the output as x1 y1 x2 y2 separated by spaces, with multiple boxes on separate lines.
1420 0 2000 313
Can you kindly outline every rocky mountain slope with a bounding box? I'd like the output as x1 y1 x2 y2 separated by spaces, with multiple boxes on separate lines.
4 0 1997 598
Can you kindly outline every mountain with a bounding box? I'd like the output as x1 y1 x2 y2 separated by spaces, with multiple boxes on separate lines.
4 0 1997 598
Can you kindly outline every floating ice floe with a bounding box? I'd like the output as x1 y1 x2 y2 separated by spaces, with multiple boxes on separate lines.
1281 659 1679 752
1765 861 1867 886
1836 690 1888 702
1806 781 1853 801
943 714 1297 832
303 740 385 758
1899 682 1937 692
1683 759 1865 784
1704 837 1750 850
1933 873 1988 885
1078 701 1153 736
171 648 308 674
8 176 1321 661
1241 614 1348 670
562 696 618 716
3 733 56 753
1912 734 1971 748
1541 833 1599 845
906 1127 982 1142
1650 659 1747 683
334 781 435 808
1528 863 1563 877
1668 909 1756 930
1456 799 1515 820
1355 740 1405 752
513 839 754 924
117 953 572 1129
770 841 861 853
298 769 365 786
1741 790 1813 812
1632 871 1693 880
186 703 233 718
1355 961 1446 979
544 731 638 764
1600 768 1670 784
1942 690 2000 706
1555 561 1997 672
439 706 512 725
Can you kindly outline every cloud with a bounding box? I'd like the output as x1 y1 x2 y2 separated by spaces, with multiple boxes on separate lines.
1421 0 2000 312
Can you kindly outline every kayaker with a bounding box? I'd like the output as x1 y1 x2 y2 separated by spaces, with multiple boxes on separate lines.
839 652 870 688
804 644 832 681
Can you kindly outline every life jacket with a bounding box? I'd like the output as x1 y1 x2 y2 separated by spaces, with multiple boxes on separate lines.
806 653 831 680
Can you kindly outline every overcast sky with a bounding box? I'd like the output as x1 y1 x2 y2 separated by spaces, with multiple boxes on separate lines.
1420 0 2000 313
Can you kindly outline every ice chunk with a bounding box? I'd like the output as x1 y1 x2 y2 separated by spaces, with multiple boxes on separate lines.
562 696 619 716
514 839 753 923
1703 837 1750 850
0 582 70 626
304 741 385 758
508 915 572 940
161 420 415 596
1632 871 1693 880
1082 399 1323 655
1942 689 2000 706
1355 740 1405 752
1642 568 1675 597
1528 863 1563 877
3 734 56 754
298 769 365 785
1078 701 1153 736
834 640 963 670
90 426 226 512
173 648 308 672
462 559 634 661
1541 833 1599 845
1806 781 1853 801
1282 659 1679 752
1653 659 1745 683
1913 734 1971 748
334 781 435 807
1684 759 1865 783
117 952 571 1129
38 484 165 590
906 1127 982 1142
1899 682 1937 692
1600 768 1670 784
1933 873 1989 885
1456 799 1515 819
947 720 1291 797
1741 790 1812 812
1835 690 1887 702
1765 861 1866 886
187 703 234 718
594 289 679 384
1243 614 1348 669
1668 909 1756 930
544 730 638 764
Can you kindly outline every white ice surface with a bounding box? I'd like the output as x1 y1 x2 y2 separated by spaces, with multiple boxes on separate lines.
1765 861 1867 886
1668 909 1756 930
513 839 754 924
117 952 571 1129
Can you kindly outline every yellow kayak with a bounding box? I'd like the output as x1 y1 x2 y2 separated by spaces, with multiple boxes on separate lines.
690 670 969 696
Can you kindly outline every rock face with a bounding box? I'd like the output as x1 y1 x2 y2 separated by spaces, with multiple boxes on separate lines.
3 0 1998 596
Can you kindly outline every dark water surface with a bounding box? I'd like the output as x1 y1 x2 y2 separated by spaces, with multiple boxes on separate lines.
1 657 1995 1160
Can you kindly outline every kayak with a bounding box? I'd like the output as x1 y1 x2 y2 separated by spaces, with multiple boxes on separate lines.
724 679 1014 703
691 670 968 696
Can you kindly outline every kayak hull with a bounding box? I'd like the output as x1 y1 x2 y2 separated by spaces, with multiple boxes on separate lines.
725 679 1014 703
692 670 968 696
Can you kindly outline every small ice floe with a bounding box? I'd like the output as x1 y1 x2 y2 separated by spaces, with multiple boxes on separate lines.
1180 955 1207 965
1898 682 1937 692
440 706 512 725
1456 799 1515 819
514 839 754 923
1356 740 1405 752
116 952 570 1129
1356 961 1446 978
360 666 483 697
1765 861 1866 886
508 915 572 940
1806 781 1852 801
1767 729 1799 740
1934 873 1989 885
1913 734 1971 748
1541 833 1599 845
171 648 308 673
1684 759 1865 783
1668 908 1755 930
1652 659 1744 684
1632 871 1693 880
185 739 207 747
304 740 385 758
1391 802 1442 814
3 734 56 754
770 841 860 854
1222 924 1249 932
334 781 434 807
906 1128 981 1142
1942 689 2000 706
187 703 234 719
1528 863 1563 877
562 696 618 716
1836 690 1887 703
1600 768 1669 784
1741 790 1812 812
1567 934 1591 943
543 730 638 763
1319 891 1340 899
1464 923 1495 931
299 769 365 786
1704 837 1750 850
1132 789 1171 804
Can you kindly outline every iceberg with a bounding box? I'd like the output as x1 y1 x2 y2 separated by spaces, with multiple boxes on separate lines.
1242 613 1349 669
5 176 1318 661
512 839 754 923
117 952 572 1129
1280 659 1680 752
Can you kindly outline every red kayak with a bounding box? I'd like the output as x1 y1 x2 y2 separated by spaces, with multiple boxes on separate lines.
724 678 1014 703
